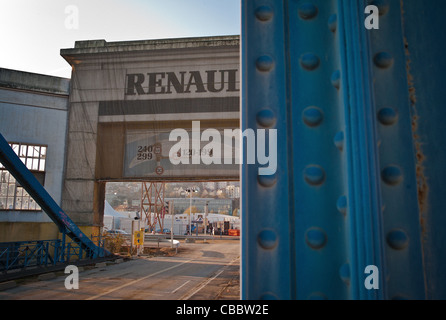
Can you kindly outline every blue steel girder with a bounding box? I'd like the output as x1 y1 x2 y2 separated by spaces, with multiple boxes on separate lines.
0 133 107 259
241 0 444 300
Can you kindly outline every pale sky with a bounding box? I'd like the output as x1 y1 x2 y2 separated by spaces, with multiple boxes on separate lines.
0 0 241 78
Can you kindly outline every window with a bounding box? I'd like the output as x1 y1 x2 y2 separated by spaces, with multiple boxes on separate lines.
0 143 47 211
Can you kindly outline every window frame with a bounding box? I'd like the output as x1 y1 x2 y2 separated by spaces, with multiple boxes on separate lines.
0 142 47 211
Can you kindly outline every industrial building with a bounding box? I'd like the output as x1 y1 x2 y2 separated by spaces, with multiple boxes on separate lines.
0 68 70 242
0 35 240 243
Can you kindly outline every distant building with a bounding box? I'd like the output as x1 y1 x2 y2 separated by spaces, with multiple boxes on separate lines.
0 68 70 242
163 197 234 216
226 185 240 198
217 181 228 189
203 182 216 190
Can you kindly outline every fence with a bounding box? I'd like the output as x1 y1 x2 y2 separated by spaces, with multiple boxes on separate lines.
0 235 106 272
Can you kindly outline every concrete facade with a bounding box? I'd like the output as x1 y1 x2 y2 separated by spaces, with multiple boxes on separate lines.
0 35 240 242
60 36 240 234
0 68 70 241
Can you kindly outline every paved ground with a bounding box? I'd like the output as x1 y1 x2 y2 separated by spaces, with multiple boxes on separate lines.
0 239 240 300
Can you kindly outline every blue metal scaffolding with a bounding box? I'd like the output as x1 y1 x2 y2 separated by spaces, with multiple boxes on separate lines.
0 132 109 273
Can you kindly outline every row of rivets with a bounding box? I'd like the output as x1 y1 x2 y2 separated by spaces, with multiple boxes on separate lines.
255 5 335 299
253 3 368 299
300 3 332 258
331 8 348 294
296 0 406 296
301 10 324 190
254 4 278 301
370 1 409 260
329 6 348 292
255 10 277 189
330 9 344 239
333 59 344 243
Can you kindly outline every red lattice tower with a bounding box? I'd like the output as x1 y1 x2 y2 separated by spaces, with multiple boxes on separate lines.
140 182 165 233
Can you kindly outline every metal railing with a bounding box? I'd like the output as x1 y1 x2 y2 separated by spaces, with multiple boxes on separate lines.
0 234 106 272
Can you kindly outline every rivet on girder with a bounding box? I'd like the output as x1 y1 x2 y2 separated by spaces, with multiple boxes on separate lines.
381 165 403 186
328 14 337 33
336 195 347 216
378 107 398 125
257 229 278 250
305 227 327 250
256 55 274 72
255 5 273 21
256 108 276 128
304 165 326 186
257 174 277 188
386 229 409 250
302 106 323 127
374 52 394 69
339 263 351 285
331 70 341 89
334 131 344 151
298 3 318 20
300 53 320 71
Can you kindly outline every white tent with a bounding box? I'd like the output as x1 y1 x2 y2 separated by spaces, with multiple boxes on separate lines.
103 201 127 230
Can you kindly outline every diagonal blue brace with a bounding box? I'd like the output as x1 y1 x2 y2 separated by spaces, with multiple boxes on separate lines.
0 132 109 259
